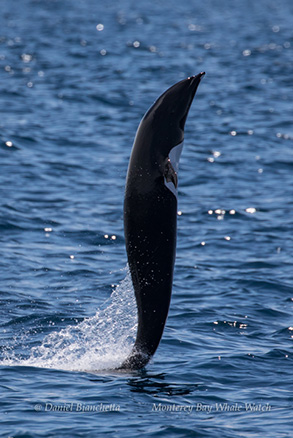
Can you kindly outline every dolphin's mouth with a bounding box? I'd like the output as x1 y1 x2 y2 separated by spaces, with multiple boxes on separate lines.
180 72 205 130
190 71 206 83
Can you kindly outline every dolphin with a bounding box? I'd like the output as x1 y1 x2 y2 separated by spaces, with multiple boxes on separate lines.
119 73 205 369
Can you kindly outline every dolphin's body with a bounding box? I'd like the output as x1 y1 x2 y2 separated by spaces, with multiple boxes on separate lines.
120 73 205 369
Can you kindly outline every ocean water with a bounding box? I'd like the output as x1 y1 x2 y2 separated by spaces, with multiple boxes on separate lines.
0 0 292 436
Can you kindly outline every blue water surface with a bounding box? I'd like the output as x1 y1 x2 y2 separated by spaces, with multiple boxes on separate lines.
0 0 292 436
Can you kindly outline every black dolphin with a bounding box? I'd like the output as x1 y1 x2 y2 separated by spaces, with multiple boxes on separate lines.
119 73 205 369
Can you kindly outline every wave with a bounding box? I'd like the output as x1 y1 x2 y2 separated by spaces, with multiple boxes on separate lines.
1 268 137 372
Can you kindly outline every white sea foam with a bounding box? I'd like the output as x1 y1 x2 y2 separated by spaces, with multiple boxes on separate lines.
1 269 137 372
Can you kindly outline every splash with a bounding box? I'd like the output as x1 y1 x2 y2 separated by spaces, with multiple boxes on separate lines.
1 269 137 372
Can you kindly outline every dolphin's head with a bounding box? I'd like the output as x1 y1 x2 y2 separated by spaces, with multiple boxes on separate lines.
145 73 205 197
142 72 205 157
127 73 205 195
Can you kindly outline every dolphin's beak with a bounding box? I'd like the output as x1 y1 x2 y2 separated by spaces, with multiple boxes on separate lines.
191 71 206 81
179 72 205 130
189 72 206 101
